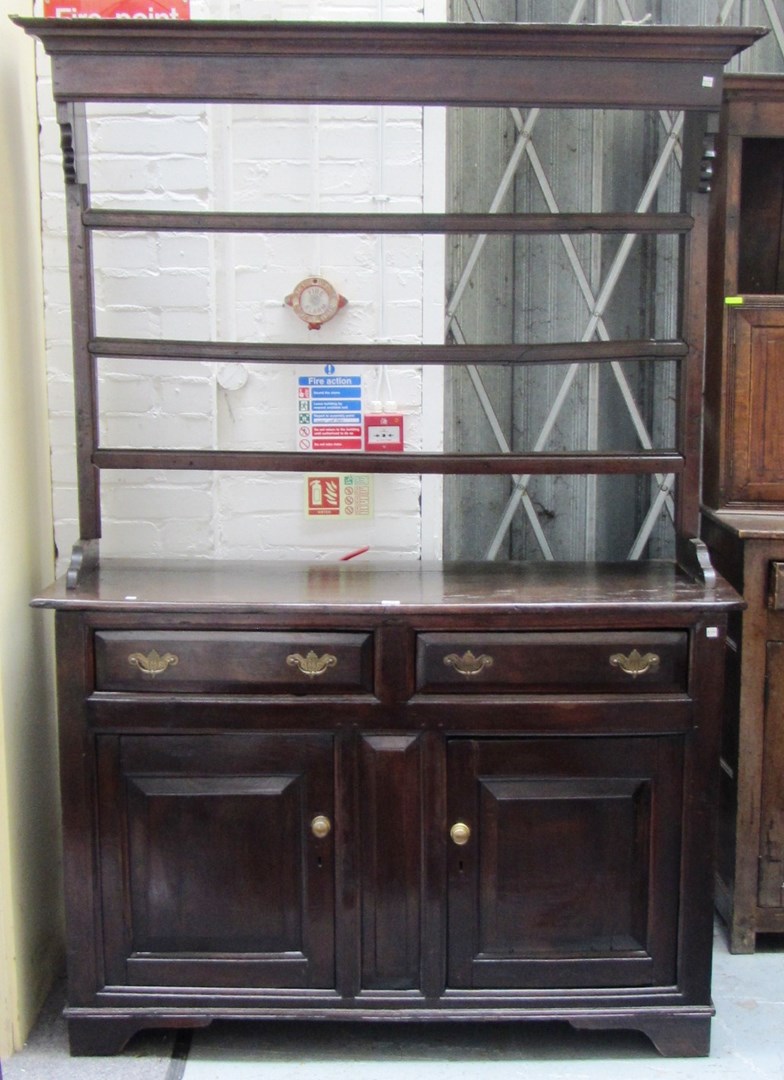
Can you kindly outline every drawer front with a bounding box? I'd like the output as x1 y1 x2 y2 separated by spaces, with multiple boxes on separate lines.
416 631 688 694
95 631 373 693
770 562 784 610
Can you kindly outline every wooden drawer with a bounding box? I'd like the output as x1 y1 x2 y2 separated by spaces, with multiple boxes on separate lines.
770 562 784 610
94 630 373 693
416 631 688 694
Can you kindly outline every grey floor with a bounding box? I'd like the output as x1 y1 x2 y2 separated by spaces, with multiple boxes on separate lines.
2 923 782 1080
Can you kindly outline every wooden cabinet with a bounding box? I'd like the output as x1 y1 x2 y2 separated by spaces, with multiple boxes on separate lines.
16 15 760 1059
40 563 737 1057
701 77 784 951
704 77 784 512
701 511 784 951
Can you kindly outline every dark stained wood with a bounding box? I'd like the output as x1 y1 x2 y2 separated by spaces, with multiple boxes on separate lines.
94 629 374 693
701 508 784 951
14 17 762 553
447 737 682 990
91 336 689 366
32 559 741 615
759 641 784 909
14 19 762 109
15 18 762 64
92 448 684 476
570 1015 712 1058
676 194 710 541
716 303 784 505
738 139 784 293
82 209 694 234
416 630 687 694
59 103 101 541
54 614 102 1007
359 734 423 990
16 15 760 1060
40 562 739 1054
701 75 784 954
67 1016 212 1057
97 732 335 989
704 76 784 511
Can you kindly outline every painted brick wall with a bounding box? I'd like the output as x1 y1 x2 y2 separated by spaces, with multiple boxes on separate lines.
33 0 446 573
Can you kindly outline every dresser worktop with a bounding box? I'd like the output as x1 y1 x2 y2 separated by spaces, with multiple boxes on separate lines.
32 559 741 616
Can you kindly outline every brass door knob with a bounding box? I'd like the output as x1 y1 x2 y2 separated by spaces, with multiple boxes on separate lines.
450 822 471 846
311 815 332 839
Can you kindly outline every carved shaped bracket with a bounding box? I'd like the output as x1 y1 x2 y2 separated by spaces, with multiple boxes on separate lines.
683 109 720 196
56 102 89 186
698 129 718 194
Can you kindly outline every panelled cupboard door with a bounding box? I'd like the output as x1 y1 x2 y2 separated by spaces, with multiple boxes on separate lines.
96 732 335 990
726 305 784 505
446 737 683 990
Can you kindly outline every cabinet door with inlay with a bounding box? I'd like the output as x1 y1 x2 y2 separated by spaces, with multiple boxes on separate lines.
446 736 684 991
96 732 335 990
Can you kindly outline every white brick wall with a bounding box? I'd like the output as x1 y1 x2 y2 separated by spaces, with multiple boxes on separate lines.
33 0 446 572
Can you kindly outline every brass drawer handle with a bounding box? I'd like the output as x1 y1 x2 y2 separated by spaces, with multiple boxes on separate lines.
311 815 332 839
286 650 338 677
450 822 471 846
128 649 179 677
443 650 494 677
609 649 661 678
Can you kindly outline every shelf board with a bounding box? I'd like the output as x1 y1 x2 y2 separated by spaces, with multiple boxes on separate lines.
92 448 684 476
90 338 688 367
82 210 695 235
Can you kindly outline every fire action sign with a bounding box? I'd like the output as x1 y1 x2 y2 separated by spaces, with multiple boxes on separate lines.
44 1 189 18
298 373 363 451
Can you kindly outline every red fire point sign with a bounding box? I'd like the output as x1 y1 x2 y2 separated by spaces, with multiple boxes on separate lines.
44 0 190 18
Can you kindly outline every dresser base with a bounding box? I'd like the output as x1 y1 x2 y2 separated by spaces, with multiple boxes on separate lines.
64 1006 715 1058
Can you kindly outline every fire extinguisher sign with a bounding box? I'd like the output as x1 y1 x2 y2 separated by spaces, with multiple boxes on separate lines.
44 1 190 18
305 475 373 519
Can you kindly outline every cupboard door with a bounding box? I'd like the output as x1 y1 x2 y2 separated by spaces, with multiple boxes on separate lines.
447 737 683 990
97 732 335 989
726 305 784 505
759 642 784 909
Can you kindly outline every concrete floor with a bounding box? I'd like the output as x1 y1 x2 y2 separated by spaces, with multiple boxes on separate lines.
2 923 782 1080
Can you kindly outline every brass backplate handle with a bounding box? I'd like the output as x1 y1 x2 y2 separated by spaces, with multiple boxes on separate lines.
128 649 179 676
286 651 338 677
443 650 494 677
609 649 661 678
450 822 471 846
311 815 332 839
